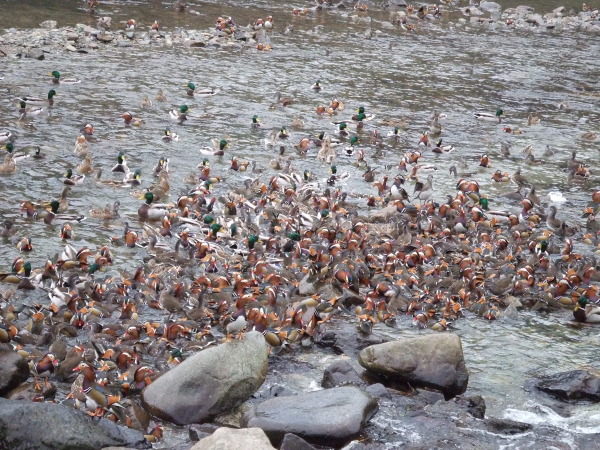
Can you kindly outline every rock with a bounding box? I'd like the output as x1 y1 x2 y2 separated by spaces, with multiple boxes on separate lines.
65 44 77 52
97 33 114 43
280 433 317 450
25 48 45 60
66 32 79 41
189 423 219 441
7 381 56 402
183 39 207 47
322 360 365 388
297 274 320 295
535 370 600 401
484 418 532 434
0 398 149 449
141 331 268 424
0 347 29 396
191 427 275 450
40 20 57 29
465 394 486 419
365 383 390 400
358 334 468 399
117 41 133 48
241 386 378 447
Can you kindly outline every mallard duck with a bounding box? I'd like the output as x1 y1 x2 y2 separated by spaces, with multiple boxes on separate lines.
199 139 228 155
153 157 169 175
0 131 15 145
169 105 188 124
63 168 85 185
76 154 93 174
156 89 167 102
50 71 81 84
138 192 169 221
475 108 503 123
250 115 261 129
111 152 129 173
124 169 142 185
343 136 359 156
89 201 120 220
573 297 600 323
19 89 57 107
18 101 44 120
0 153 16 174
42 200 84 225
161 129 179 142
185 82 218 97
3 143 29 161
140 95 152 108
432 139 454 153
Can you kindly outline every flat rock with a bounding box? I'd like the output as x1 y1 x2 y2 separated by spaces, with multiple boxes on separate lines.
0 347 30 396
0 398 149 449
25 48 45 60
280 433 317 450
322 360 365 388
141 331 268 424
241 386 378 447
97 33 114 43
358 334 468 399
40 20 57 29
535 370 600 401
184 39 206 47
191 427 275 450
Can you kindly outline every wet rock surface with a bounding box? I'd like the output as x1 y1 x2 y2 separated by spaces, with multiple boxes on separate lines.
534 370 600 401
0 346 29 396
190 427 275 450
0 398 150 449
141 331 268 424
358 334 468 399
242 386 378 447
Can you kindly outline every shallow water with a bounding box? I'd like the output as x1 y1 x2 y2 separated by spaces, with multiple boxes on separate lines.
1 0 600 447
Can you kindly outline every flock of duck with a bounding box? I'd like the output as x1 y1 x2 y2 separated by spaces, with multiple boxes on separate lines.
0 2 599 441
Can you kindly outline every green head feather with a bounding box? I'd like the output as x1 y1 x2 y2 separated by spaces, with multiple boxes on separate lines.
50 200 60 213
48 89 57 99
117 152 125 164
578 296 589 307
350 136 359 146
321 209 330 218
179 104 189 113
252 115 259 123
187 82 195 90
219 139 228 150
330 165 337 174
65 168 73 178
51 71 60 79
339 122 348 131
23 262 32 277
248 235 259 249
203 214 214 225
357 106 365 114
19 101 26 109
230 222 238 237
479 197 489 210
210 223 222 233
88 263 100 274
4 143 14 153
495 108 503 117
144 191 154 204
287 232 301 241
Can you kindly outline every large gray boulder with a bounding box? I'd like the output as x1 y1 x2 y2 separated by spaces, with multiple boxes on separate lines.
191 427 275 450
0 347 29 396
0 398 149 449
358 334 468 399
534 370 600 401
141 331 268 424
241 386 378 447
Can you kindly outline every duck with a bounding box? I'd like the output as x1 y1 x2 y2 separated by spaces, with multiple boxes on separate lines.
140 95 152 108
89 201 120 220
573 296 600 323
200 139 228 156
0 131 15 145
111 152 129 173
121 112 142 126
0 153 16 174
42 200 84 225
512 167 530 187
2 142 29 162
73 135 89 156
312 80 322 91
138 192 169 221
475 108 503 123
251 115 261 129
185 82 218 97
76 154 93 174
169 105 189 124
161 129 179 142
432 139 454 153
63 169 85 186
18 101 44 121
80 123 95 140
156 89 167 102
546 206 563 232
50 70 81 84
18 89 57 106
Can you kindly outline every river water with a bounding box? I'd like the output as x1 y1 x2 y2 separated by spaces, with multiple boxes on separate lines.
1 0 600 447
